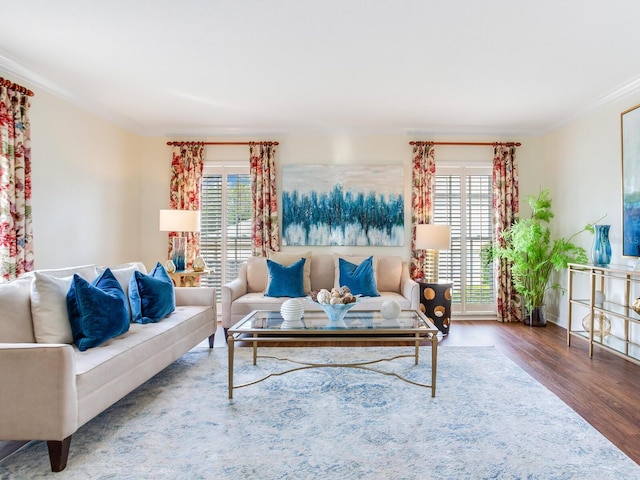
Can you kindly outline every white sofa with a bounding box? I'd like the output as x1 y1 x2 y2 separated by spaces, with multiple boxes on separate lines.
222 253 419 333
0 262 216 472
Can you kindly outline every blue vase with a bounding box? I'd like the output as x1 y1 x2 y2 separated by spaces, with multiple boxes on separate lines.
591 225 611 267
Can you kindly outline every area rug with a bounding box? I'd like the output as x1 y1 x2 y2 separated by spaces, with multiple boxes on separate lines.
1 346 638 479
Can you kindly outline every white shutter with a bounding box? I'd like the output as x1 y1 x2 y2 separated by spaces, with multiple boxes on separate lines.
200 166 251 300
435 165 495 315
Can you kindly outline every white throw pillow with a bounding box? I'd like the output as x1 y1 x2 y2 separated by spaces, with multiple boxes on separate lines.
30 272 75 344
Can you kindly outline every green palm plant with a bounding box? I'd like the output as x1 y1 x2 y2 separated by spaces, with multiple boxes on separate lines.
493 189 589 313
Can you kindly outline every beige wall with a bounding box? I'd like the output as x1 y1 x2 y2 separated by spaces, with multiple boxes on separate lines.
26 84 142 269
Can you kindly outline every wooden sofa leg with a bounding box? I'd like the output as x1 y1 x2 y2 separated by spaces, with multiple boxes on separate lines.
47 436 72 472
208 333 215 348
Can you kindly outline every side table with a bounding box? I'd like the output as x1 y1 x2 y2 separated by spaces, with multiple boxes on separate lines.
418 281 453 335
168 269 210 287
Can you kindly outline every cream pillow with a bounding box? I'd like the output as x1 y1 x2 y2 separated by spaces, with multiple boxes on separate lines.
333 254 379 290
30 272 75 344
267 250 312 294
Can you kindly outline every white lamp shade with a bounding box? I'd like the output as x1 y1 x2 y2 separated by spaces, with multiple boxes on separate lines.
159 209 201 233
415 224 451 250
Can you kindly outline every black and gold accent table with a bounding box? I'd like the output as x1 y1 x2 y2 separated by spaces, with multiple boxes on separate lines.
418 281 453 335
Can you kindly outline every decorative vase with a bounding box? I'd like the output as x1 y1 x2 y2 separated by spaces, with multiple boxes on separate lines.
582 290 611 337
164 259 176 274
591 224 611 267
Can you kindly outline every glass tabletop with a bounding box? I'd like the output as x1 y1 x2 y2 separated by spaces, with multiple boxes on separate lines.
230 309 438 334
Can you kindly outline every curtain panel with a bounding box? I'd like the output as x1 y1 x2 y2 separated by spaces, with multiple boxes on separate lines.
410 144 436 279
250 143 279 256
0 85 33 281
492 145 521 322
169 144 204 268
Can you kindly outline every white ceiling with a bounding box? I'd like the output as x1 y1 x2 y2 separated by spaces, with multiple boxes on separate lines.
1 0 640 137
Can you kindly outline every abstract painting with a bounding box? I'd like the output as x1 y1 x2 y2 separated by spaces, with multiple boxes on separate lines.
282 165 404 246
622 104 640 257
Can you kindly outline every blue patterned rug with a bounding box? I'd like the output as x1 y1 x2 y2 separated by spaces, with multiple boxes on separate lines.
1 345 638 479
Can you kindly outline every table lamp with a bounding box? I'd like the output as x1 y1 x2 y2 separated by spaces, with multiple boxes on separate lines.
159 209 201 271
415 224 451 282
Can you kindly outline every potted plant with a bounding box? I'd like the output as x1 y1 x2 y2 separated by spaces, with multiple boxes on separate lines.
493 189 589 326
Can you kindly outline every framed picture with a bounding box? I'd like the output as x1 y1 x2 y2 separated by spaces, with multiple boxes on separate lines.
622 103 640 257
281 165 404 246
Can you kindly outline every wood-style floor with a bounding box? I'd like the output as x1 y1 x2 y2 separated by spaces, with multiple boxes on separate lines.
2 320 639 466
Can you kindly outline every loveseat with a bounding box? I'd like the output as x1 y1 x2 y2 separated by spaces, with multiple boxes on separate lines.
0 262 216 472
222 252 419 332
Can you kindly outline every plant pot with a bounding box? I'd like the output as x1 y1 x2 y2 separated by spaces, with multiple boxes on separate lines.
524 306 546 327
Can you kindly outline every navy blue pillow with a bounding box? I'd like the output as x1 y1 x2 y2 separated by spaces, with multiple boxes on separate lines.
265 258 306 297
338 256 380 297
129 262 175 324
66 268 130 351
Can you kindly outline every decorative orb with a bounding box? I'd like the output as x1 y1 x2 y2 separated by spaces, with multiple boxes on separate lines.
193 255 207 272
581 311 612 338
280 298 304 327
164 259 176 274
380 299 401 320
633 297 640 315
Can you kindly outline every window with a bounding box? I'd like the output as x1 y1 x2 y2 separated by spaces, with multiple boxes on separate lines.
433 165 495 315
200 165 252 301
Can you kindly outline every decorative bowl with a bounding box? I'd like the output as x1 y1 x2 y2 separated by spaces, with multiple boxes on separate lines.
317 301 358 328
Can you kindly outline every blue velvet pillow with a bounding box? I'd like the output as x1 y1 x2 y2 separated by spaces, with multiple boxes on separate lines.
338 256 380 297
66 268 130 351
129 262 175 324
265 258 306 297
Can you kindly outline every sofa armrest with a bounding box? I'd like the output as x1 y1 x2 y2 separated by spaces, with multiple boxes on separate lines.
174 286 216 309
401 278 420 311
0 343 78 441
222 277 247 327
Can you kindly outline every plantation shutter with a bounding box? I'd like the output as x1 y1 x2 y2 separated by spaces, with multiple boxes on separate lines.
434 165 495 315
200 166 252 300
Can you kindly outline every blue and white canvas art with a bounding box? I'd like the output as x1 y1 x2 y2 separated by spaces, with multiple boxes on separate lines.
282 165 404 246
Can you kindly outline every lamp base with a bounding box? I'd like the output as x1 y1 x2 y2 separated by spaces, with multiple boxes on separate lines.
171 236 187 271
423 249 439 283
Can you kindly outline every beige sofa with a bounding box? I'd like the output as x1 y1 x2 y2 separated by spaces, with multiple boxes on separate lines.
222 253 419 332
0 262 216 472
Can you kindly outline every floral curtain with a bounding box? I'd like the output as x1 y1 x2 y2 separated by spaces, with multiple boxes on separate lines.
250 142 279 256
410 143 436 279
0 83 33 281
169 144 204 268
492 145 521 322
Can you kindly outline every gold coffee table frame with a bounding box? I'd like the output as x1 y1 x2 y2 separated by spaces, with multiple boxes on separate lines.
227 309 438 399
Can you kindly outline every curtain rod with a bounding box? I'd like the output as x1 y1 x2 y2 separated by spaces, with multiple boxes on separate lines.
0 77 34 97
410 141 521 147
166 141 279 146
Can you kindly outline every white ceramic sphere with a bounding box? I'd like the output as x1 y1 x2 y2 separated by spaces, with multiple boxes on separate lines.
280 298 304 322
380 299 401 320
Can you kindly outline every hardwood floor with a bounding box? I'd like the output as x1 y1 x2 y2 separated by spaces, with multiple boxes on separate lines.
2 320 639 466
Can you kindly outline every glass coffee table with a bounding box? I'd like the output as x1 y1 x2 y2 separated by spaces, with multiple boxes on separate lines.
227 309 438 399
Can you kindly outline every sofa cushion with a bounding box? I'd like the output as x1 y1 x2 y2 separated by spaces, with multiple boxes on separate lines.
265 258 306 297
67 269 130 351
129 263 175 324
267 250 312 293
338 256 380 297
0 276 36 343
31 273 76 344
97 263 144 319
375 256 403 293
